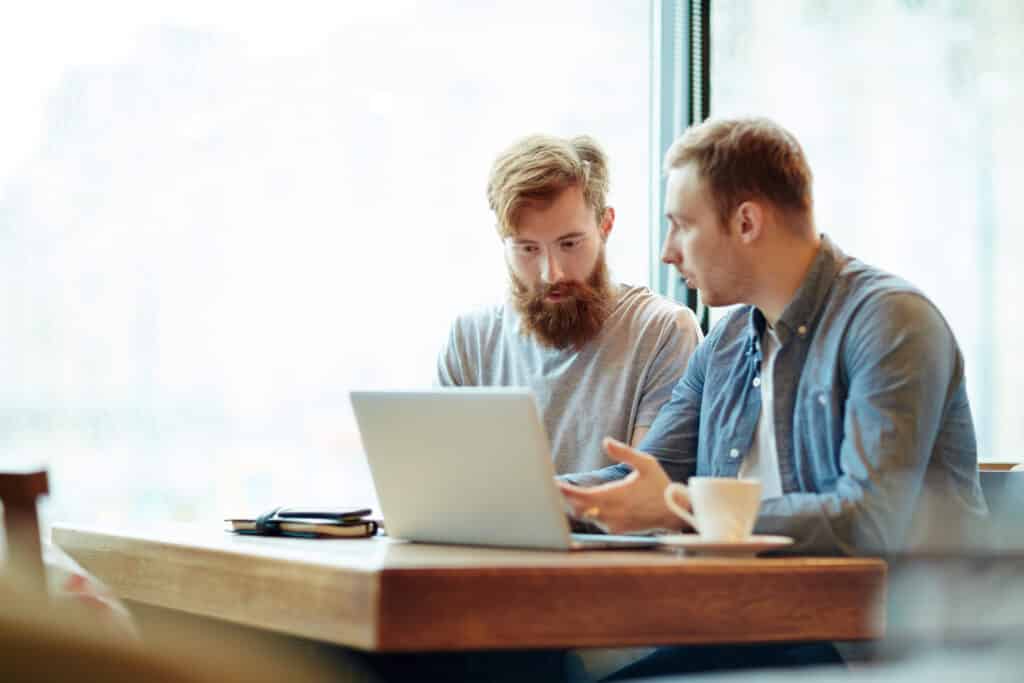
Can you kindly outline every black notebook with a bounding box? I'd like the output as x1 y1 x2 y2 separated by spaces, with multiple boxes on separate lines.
225 507 379 539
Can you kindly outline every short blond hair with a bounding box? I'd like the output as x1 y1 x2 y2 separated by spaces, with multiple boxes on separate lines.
664 118 813 226
487 134 609 237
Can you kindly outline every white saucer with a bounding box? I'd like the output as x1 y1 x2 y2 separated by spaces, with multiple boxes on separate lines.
655 534 793 557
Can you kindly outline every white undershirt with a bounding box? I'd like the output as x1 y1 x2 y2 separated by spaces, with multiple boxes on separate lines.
739 325 784 499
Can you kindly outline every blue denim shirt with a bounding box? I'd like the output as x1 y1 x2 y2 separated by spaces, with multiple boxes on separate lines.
571 235 987 555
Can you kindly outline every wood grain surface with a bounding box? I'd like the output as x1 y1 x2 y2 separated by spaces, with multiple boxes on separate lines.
53 523 886 651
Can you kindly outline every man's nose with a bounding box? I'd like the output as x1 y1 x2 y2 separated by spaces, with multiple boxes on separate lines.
541 251 566 284
660 238 680 266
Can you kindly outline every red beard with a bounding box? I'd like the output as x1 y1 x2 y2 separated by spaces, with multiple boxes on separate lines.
510 254 615 351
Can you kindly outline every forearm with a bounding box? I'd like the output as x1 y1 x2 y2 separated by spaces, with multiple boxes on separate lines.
755 493 875 556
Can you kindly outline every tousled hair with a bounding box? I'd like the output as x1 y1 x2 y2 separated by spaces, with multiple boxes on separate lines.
663 117 813 226
487 134 609 237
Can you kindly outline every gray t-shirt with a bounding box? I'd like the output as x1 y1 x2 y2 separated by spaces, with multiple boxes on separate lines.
436 284 703 474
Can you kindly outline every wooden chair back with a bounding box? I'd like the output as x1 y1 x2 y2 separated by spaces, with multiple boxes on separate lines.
0 469 50 592
0 468 354 681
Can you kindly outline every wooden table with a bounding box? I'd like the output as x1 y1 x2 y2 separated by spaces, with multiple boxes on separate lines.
53 523 886 652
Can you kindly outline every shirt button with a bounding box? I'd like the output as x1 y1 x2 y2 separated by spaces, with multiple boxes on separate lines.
752 377 761 387
729 448 740 459
818 394 827 405
798 325 808 335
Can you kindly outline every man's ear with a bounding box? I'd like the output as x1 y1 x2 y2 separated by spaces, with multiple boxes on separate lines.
600 207 615 241
733 201 763 245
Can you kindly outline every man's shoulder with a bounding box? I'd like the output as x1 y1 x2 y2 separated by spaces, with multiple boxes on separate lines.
821 254 961 364
613 284 700 336
449 302 507 331
836 253 918 292
830 255 937 320
444 302 510 349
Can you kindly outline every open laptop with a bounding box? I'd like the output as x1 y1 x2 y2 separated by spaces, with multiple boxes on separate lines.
350 388 657 550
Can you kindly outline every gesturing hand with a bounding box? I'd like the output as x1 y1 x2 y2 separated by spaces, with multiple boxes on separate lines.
558 437 688 534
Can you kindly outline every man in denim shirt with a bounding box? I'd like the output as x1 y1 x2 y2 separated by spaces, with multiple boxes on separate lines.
554 117 988 679
559 117 987 558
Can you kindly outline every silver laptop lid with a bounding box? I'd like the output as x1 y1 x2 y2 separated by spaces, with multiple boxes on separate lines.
350 388 575 550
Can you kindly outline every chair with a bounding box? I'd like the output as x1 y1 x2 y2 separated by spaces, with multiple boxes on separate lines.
0 469 49 592
0 583 361 682
0 468 363 682
979 467 1024 551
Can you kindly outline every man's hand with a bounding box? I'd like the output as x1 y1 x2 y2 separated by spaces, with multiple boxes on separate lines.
558 437 689 534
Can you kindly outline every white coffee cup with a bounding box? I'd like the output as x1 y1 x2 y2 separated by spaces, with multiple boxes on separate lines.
663 477 762 541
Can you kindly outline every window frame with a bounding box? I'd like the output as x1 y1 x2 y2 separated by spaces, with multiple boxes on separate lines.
650 0 711 333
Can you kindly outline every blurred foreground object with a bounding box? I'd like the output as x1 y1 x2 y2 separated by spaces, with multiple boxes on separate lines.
0 578 361 682
1 469 363 682
857 467 1024 668
1 468 136 638
0 469 49 591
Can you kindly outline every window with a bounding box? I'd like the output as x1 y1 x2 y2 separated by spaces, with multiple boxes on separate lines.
711 0 1024 461
1 1 653 525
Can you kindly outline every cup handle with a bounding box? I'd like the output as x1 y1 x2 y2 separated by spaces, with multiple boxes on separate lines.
664 483 699 532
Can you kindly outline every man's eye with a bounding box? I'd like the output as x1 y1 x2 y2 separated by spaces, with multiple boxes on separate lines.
519 245 538 254
560 240 579 250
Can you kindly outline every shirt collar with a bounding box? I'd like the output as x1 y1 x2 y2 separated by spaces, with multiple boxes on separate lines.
746 233 845 347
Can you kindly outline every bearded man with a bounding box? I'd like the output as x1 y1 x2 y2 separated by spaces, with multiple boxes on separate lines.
436 134 703 475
